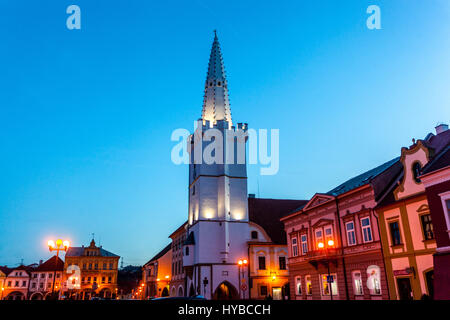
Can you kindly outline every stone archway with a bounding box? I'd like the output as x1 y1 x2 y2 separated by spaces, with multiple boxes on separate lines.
29 292 44 300
213 281 239 300
178 286 184 297
6 291 25 300
99 288 112 299
161 287 169 297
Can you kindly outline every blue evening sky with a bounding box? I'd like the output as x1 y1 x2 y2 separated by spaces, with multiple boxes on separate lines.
0 0 449 266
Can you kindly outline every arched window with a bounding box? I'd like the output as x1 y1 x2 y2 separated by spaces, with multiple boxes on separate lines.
412 162 422 183
366 265 381 295
251 231 258 239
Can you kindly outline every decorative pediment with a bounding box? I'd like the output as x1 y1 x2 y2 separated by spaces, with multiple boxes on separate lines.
417 204 429 213
394 140 430 201
303 193 335 210
312 218 334 228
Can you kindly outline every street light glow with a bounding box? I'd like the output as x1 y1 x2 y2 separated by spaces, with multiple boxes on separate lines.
327 240 335 247
318 242 324 249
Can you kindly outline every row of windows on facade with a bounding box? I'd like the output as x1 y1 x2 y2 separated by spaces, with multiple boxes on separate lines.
292 267 382 297
291 217 374 257
257 256 286 271
172 236 186 251
291 213 434 256
81 276 112 284
389 214 434 246
80 262 115 270
30 281 60 289
172 260 183 276
32 273 61 279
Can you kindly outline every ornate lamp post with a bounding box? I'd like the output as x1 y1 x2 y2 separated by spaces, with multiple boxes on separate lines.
318 239 335 300
48 239 70 298
237 258 248 299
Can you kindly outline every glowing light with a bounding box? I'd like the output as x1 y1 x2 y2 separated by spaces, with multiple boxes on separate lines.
56 239 63 247
327 240 335 247
165 275 169 279
243 259 248 265
318 242 324 249
238 260 243 265
63 240 70 248
48 240 55 248
272 275 276 280
156 279 160 282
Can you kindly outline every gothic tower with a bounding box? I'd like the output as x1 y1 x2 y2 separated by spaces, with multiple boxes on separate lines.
183 32 249 299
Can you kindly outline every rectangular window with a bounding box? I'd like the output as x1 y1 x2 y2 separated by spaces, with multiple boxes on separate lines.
420 214 434 240
291 237 298 257
361 217 373 243
279 256 286 270
295 276 302 295
305 275 312 295
346 221 356 246
7 281 11 287
87 277 91 282
83 263 86 270
33 274 37 278
258 256 266 270
260 286 267 296
109 263 113 270
315 229 323 248
15 281 19 287
39 283 43 289
389 221 402 246
95 263 98 270
108 276 112 283
82 277 85 283
88 263 92 270
320 274 338 296
41 273 45 278
102 277 105 284
352 271 363 295
103 263 107 270
301 234 308 254
32 282 36 288
22 281 26 287
324 226 333 243
48 273 52 278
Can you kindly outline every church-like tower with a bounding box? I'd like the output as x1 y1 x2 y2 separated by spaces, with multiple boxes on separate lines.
183 32 250 299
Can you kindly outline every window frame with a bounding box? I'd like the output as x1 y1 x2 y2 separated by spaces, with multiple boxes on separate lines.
360 217 373 243
301 234 308 255
295 276 302 295
315 229 324 249
352 270 364 296
420 213 434 241
291 236 298 257
439 191 450 239
345 221 357 246
389 220 402 246
258 256 266 270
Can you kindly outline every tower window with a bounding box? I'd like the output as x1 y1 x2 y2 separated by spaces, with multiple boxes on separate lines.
218 81 221 86
251 231 258 239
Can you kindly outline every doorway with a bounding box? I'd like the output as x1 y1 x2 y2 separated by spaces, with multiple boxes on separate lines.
396 278 413 300
272 287 282 300
425 270 434 299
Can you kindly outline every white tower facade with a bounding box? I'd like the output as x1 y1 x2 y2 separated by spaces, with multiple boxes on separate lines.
183 32 250 299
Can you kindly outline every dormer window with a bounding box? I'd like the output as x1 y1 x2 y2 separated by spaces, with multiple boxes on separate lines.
251 231 258 239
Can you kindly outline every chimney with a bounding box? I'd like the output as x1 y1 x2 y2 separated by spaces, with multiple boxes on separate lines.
435 123 449 135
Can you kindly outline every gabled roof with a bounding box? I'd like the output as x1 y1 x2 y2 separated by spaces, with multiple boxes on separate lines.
327 157 401 198
0 266 12 276
65 246 119 258
248 197 308 245
144 243 172 266
34 256 64 272
376 129 450 209
301 193 335 211
169 221 188 239
421 145 450 175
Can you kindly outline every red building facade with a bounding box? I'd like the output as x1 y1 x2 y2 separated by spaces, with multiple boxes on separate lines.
421 140 450 300
281 158 402 300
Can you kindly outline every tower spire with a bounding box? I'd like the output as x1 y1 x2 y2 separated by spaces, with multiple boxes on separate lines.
201 31 232 126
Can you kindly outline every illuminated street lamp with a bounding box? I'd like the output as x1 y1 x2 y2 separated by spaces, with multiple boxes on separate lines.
318 239 335 300
237 258 248 299
48 239 70 298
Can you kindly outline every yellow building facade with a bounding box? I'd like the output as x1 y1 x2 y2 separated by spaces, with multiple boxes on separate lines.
63 239 120 300
376 140 439 299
